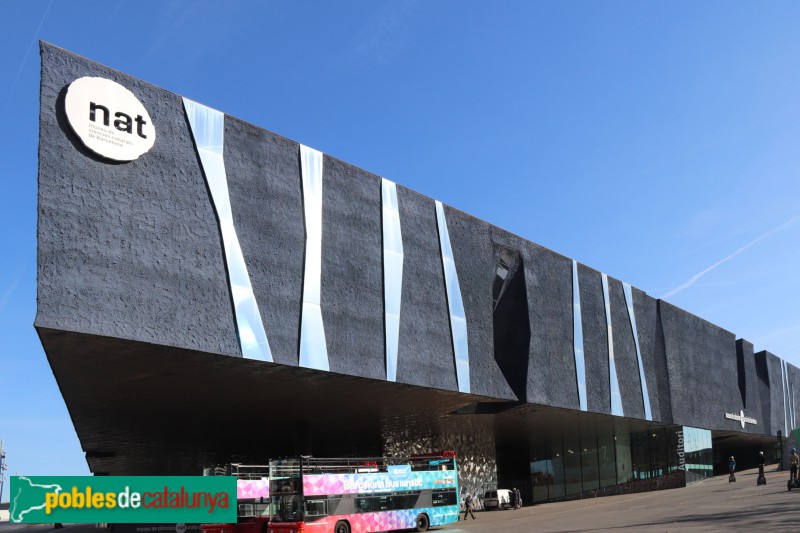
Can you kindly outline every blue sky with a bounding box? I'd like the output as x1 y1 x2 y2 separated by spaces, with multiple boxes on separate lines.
1 1 799 492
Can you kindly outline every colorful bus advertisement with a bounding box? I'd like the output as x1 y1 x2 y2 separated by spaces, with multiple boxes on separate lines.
268 455 459 533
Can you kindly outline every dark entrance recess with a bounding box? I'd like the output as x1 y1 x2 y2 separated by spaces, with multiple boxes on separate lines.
496 445 531 505
492 246 530 402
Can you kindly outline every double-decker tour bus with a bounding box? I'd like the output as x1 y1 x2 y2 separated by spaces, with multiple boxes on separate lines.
267 453 460 533
201 464 271 533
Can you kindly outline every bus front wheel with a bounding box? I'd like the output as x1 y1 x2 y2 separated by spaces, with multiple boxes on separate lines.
334 520 350 533
415 513 429 532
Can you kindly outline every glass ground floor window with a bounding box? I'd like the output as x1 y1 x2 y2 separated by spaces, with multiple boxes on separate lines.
529 422 685 502
681 426 713 484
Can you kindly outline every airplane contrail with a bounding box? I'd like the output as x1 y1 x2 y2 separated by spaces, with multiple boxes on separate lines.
662 214 800 299
1 0 53 122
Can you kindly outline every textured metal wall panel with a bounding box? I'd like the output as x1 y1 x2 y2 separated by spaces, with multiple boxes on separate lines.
608 277 641 418
37 43 241 357
222 117 304 366
735 339 762 427
602 274 624 416
446 211 515 401
525 246 576 409
760 351 784 436
624 282 652 420
632 290 672 424
660 301 743 432
319 156 384 379
578 265 611 415
394 187 457 391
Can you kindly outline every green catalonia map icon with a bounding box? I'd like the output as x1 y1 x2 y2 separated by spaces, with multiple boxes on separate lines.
10 477 64 523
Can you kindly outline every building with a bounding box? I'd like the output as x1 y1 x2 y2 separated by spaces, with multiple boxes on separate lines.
36 42 798 504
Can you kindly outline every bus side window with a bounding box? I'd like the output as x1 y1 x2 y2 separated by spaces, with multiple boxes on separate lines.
379 496 391 511
356 496 383 513
326 496 341 515
356 497 369 513
305 499 327 517
432 490 457 506
330 495 354 515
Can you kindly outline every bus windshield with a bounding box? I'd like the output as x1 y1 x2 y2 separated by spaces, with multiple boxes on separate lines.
269 459 304 522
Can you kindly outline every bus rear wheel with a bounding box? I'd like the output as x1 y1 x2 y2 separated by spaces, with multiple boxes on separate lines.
334 520 350 533
415 513 429 532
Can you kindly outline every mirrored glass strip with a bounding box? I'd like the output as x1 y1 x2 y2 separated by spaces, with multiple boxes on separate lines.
623 282 652 421
572 261 587 411
601 273 623 416
781 359 797 431
782 359 789 436
792 365 797 430
298 144 330 371
788 361 794 431
787 360 792 431
183 98 273 362
788 361 791 431
382 178 403 382
435 201 470 393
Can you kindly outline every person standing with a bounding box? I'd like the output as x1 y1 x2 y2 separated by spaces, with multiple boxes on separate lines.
728 456 736 482
791 448 799 482
514 487 522 509
463 493 476 520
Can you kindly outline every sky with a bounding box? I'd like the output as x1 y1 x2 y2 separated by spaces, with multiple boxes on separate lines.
1 0 799 496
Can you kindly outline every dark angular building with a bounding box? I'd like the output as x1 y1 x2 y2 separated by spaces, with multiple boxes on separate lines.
36 42 800 503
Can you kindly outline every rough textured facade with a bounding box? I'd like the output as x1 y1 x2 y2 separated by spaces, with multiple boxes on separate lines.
37 43 796 488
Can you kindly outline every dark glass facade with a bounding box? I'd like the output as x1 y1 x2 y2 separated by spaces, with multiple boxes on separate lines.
529 424 687 502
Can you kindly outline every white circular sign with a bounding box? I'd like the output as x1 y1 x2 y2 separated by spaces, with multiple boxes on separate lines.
65 76 156 161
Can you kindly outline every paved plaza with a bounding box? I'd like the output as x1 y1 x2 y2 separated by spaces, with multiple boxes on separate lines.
445 467 800 532
3 467 800 532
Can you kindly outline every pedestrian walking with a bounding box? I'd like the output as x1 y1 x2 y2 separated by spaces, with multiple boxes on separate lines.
463 493 476 520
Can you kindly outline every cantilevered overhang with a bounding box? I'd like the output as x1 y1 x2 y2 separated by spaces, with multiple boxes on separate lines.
37 325 675 476
37 326 499 474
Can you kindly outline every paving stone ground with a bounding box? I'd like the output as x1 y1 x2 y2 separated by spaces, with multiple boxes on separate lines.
444 467 800 532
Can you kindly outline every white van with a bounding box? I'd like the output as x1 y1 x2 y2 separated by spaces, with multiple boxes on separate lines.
483 489 513 510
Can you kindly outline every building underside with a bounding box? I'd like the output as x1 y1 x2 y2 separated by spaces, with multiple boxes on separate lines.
39 326 780 502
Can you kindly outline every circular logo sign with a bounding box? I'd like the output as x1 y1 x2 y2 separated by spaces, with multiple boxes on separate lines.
65 76 156 161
